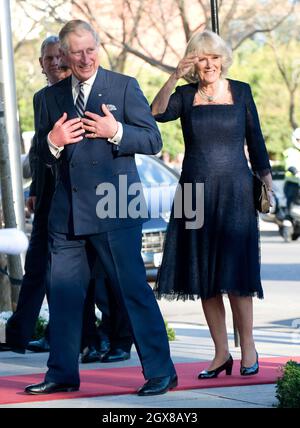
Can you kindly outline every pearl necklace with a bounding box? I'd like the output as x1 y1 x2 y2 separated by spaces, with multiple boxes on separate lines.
198 80 223 103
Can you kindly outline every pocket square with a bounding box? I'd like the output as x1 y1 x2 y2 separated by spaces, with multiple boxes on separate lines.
106 104 117 111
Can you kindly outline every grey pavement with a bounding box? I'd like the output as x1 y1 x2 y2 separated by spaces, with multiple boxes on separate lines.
0 219 299 408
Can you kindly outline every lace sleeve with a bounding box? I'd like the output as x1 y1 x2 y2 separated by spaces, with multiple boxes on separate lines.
245 84 271 175
257 168 272 178
152 86 183 123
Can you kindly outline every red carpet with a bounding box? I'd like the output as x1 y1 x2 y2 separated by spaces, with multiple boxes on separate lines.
0 356 297 405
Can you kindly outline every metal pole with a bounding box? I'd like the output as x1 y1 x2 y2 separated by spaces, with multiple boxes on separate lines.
0 0 25 310
210 0 220 34
0 0 25 233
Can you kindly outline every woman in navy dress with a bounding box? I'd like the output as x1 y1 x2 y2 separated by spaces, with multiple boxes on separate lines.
152 30 273 378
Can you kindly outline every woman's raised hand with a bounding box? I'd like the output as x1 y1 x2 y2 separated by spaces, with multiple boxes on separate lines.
174 54 198 79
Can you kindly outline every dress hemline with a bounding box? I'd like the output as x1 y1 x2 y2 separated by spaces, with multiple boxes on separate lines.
154 289 264 301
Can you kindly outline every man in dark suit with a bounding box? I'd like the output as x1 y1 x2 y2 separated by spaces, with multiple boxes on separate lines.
4 36 69 353
25 20 176 396
4 36 133 363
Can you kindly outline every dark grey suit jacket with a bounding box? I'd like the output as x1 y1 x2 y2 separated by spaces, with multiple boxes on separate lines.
29 87 55 214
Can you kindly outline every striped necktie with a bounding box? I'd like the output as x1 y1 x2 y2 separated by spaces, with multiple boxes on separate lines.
75 82 85 117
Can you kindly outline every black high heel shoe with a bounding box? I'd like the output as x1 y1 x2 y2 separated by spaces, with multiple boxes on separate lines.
240 351 259 376
198 354 233 379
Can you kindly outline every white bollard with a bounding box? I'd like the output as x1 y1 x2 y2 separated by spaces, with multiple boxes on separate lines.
0 228 28 255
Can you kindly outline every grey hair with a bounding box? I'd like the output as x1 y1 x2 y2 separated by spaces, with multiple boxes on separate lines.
184 30 233 81
59 20 100 52
40 35 59 57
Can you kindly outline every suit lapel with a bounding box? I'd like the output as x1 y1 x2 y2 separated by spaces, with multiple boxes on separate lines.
85 67 110 117
53 77 79 161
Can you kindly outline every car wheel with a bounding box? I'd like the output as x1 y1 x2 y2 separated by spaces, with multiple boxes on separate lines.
283 225 292 242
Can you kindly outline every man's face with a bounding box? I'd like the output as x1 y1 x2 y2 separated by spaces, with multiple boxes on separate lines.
62 29 99 82
39 43 67 85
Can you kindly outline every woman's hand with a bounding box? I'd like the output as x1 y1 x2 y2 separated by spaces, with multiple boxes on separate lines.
261 172 273 207
174 54 199 80
152 55 198 115
267 190 274 207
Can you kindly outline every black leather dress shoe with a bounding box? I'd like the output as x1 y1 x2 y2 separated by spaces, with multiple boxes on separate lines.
101 348 131 363
0 342 25 354
137 374 178 396
81 346 102 364
99 338 110 354
25 381 79 395
26 337 50 353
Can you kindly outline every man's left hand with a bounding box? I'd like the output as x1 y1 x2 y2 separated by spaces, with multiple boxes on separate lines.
82 104 118 139
26 196 36 214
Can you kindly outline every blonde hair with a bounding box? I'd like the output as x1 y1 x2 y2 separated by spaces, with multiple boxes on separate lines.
184 30 233 81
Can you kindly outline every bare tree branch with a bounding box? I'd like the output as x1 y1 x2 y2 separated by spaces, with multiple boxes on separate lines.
268 31 300 130
13 20 39 53
18 0 67 24
197 0 209 24
220 0 238 35
175 0 191 42
233 2 296 50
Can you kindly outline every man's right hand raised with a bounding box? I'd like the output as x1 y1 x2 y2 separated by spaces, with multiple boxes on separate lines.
48 113 85 148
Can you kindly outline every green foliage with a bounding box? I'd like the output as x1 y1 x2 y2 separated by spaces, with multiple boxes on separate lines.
32 315 176 343
133 64 185 159
33 316 48 340
275 360 300 408
164 320 176 342
229 40 300 159
157 121 184 160
14 21 64 136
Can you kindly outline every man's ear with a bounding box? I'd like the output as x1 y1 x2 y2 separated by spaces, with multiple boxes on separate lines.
59 48 67 63
39 57 45 74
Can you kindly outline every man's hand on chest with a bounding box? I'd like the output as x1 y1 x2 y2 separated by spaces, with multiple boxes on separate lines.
49 113 85 148
81 103 119 141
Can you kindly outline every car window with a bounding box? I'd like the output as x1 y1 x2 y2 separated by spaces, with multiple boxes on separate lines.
136 155 178 187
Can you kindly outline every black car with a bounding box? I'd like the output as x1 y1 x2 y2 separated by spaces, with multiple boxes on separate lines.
135 155 179 281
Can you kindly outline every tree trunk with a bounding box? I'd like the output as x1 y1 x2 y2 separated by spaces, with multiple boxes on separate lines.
0 209 12 312
289 90 299 130
0 253 12 312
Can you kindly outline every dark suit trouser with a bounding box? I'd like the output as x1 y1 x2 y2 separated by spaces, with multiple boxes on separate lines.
81 277 133 352
46 226 174 386
6 170 54 347
97 280 133 352
81 244 133 352
6 211 49 348
6 214 132 353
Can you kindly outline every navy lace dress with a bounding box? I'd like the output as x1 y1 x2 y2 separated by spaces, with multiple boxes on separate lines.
154 79 271 300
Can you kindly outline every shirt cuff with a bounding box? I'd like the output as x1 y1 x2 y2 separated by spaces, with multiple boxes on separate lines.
107 122 123 145
48 133 64 158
